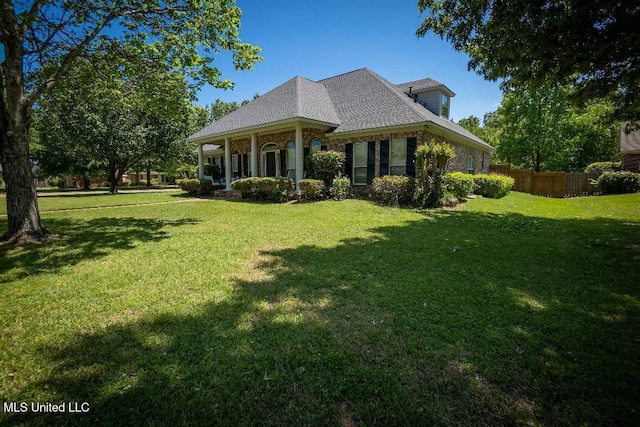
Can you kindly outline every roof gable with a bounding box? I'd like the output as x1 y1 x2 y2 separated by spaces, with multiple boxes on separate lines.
395 77 455 97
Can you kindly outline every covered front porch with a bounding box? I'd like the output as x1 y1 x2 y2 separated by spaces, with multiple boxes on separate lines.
196 121 331 193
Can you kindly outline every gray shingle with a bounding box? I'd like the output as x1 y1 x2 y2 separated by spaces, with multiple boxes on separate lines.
187 68 492 151
188 76 339 141
395 77 454 96
620 122 640 153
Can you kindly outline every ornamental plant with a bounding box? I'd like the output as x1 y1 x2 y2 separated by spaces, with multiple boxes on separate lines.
415 141 456 207
310 151 346 187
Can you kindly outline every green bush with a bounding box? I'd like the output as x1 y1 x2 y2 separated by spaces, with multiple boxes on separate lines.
230 177 294 202
597 171 640 194
310 151 345 186
297 179 325 200
47 176 66 188
444 172 474 200
473 174 514 199
372 175 416 207
329 176 351 200
585 161 621 173
176 178 212 195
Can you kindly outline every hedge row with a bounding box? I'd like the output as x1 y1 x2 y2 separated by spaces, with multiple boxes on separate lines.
584 161 621 173
176 178 212 195
472 174 514 199
230 177 294 202
597 171 640 194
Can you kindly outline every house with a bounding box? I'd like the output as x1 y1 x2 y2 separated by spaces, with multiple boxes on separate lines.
619 123 640 171
187 68 494 192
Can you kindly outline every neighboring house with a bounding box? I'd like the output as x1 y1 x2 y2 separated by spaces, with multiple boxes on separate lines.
619 123 640 171
187 68 494 192
125 171 169 185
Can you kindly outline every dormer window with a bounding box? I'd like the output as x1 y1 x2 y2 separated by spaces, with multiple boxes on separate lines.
441 94 450 118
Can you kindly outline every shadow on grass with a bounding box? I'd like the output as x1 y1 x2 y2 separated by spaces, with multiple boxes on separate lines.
5 210 640 426
0 217 199 284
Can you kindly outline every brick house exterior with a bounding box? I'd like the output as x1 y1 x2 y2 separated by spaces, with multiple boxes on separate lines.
188 68 494 191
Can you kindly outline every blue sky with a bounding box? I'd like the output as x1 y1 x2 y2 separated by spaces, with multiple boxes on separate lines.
196 0 503 123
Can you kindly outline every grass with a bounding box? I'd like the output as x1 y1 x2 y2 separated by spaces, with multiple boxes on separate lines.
0 191 188 215
1 192 639 425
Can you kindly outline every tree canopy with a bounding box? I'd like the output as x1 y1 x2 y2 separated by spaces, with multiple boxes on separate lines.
486 84 617 171
35 52 195 193
0 0 261 243
416 0 639 125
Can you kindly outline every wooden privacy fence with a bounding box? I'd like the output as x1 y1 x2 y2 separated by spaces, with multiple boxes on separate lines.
489 165 601 198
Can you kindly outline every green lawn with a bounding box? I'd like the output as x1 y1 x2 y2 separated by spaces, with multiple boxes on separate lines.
1 192 639 425
0 191 188 215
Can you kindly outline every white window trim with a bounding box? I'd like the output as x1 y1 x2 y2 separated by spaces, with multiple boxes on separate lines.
467 155 475 174
389 138 407 176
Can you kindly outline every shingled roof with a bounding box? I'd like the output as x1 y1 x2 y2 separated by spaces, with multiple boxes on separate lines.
395 77 455 97
188 68 491 150
619 123 640 153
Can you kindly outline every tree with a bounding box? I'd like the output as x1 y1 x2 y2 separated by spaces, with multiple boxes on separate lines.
37 54 195 194
0 1 261 244
416 0 639 126
494 83 618 171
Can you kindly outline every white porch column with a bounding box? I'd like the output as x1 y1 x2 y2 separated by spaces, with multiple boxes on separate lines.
295 124 303 194
224 138 232 191
198 143 204 179
251 133 258 177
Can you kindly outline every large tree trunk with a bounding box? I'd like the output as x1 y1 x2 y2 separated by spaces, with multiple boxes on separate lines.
1 129 48 244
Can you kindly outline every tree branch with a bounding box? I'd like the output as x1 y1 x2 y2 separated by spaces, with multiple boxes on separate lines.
27 11 115 104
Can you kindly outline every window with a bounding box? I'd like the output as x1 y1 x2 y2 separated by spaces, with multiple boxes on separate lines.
286 141 296 179
310 139 321 153
467 155 475 174
390 138 407 175
441 94 450 118
353 142 368 184
232 154 239 175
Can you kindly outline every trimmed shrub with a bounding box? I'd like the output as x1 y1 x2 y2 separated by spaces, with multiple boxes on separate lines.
47 176 66 188
329 176 351 200
444 172 474 200
585 161 621 173
177 178 212 195
177 178 198 194
310 151 345 186
372 175 416 207
473 174 514 198
597 171 640 194
230 177 294 202
298 179 325 200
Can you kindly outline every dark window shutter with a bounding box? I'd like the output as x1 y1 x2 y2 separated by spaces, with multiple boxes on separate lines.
242 154 249 177
406 137 417 177
367 141 376 184
379 140 389 176
345 143 353 182
220 156 225 175
303 147 310 175
280 149 286 177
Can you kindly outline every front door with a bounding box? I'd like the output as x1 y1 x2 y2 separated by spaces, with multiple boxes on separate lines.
265 151 276 177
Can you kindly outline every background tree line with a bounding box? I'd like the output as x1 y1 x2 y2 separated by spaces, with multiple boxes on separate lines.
457 82 619 172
